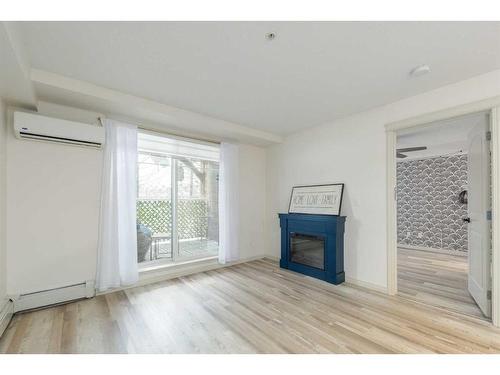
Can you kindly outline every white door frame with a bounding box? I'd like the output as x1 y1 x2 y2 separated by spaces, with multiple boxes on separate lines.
385 96 500 327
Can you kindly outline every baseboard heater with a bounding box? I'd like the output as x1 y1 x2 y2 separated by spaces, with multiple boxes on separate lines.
0 299 14 338
12 280 95 313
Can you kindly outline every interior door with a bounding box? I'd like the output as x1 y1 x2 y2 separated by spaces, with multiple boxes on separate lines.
467 116 492 317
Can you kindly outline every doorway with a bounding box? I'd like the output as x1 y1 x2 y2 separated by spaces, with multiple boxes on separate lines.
386 100 500 326
395 112 491 319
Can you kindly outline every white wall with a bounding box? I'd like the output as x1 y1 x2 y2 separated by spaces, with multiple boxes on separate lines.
266 69 500 290
6 105 103 295
5 102 268 295
0 99 7 303
238 144 267 260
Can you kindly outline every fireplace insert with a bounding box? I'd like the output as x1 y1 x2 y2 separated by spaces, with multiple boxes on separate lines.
279 213 345 284
289 232 325 270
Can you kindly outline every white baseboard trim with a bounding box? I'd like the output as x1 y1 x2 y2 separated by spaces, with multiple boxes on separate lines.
12 280 95 313
262 257 388 294
139 254 389 296
97 254 269 296
262 255 280 262
0 299 14 338
398 244 467 257
345 277 388 294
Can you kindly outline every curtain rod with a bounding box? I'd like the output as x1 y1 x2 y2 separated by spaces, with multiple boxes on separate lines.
97 116 221 146
138 126 221 146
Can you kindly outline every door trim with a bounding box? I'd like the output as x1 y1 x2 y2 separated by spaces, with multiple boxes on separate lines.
171 158 179 262
385 96 500 327
490 106 500 326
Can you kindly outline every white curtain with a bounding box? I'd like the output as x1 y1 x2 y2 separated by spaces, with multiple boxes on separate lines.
96 119 139 292
218 143 240 264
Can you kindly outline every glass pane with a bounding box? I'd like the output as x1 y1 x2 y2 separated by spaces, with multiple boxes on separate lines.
290 233 325 269
136 152 173 263
176 157 219 259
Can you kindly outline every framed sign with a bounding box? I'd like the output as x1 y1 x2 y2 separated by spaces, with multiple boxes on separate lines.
288 183 344 215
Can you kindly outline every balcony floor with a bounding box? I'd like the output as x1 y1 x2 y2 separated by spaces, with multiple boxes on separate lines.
140 238 218 263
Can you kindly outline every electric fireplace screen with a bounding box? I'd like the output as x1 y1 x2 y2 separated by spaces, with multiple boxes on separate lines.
289 232 325 270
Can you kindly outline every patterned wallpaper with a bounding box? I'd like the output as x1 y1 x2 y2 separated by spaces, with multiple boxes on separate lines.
397 154 468 253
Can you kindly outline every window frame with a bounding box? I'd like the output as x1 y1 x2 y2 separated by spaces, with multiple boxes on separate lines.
136 130 220 267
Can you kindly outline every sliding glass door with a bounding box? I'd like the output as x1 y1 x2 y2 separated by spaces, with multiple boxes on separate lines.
136 132 219 265
137 151 174 264
176 156 219 260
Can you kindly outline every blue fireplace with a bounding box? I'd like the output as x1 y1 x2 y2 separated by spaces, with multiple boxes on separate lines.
279 213 346 284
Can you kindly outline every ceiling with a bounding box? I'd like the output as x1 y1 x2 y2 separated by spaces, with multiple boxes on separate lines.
4 21 500 137
396 111 489 159
0 23 36 106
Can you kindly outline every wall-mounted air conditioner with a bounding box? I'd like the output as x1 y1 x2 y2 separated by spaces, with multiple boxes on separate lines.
14 111 105 148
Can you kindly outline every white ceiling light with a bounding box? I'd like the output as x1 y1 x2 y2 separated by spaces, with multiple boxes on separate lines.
409 64 431 78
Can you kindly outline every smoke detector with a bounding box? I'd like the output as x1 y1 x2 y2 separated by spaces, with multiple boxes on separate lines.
409 64 431 78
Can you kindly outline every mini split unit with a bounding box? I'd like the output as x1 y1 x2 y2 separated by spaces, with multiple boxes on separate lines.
13 111 105 148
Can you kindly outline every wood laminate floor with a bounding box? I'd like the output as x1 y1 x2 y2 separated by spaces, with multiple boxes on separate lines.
398 247 485 320
1 258 500 354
